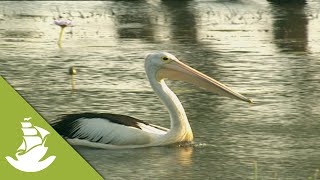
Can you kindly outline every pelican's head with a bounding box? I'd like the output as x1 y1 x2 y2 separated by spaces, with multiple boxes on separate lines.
145 52 252 103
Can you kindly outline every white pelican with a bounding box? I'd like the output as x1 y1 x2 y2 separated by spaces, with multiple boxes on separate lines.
52 52 252 149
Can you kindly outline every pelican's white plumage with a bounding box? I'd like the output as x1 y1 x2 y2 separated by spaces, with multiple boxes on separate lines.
52 52 251 149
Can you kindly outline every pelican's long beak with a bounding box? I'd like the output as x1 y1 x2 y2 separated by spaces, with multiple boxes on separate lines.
156 59 252 103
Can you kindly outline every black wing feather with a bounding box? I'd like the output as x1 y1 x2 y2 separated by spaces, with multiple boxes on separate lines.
51 112 150 138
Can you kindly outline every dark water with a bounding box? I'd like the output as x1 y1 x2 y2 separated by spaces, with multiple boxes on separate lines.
1 1 320 179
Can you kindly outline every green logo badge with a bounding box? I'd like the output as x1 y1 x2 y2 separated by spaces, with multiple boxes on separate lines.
6 117 56 172
0 77 103 179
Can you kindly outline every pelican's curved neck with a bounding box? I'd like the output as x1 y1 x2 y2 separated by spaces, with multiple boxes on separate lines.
146 69 193 144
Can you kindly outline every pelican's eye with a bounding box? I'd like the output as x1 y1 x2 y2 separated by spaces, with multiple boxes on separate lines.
161 56 170 62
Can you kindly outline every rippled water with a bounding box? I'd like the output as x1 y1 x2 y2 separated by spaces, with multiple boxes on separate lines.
1 1 320 179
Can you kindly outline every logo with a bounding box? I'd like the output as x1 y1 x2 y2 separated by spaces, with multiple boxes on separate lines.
5 117 56 172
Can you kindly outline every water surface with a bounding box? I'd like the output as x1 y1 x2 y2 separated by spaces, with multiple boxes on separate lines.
1 1 320 179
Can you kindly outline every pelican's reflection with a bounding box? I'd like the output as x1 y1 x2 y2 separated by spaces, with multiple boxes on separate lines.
176 146 193 166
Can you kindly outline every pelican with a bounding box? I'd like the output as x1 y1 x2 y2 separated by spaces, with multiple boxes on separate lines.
52 52 252 149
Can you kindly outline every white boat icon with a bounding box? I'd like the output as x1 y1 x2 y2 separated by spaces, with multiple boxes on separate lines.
6 118 56 172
